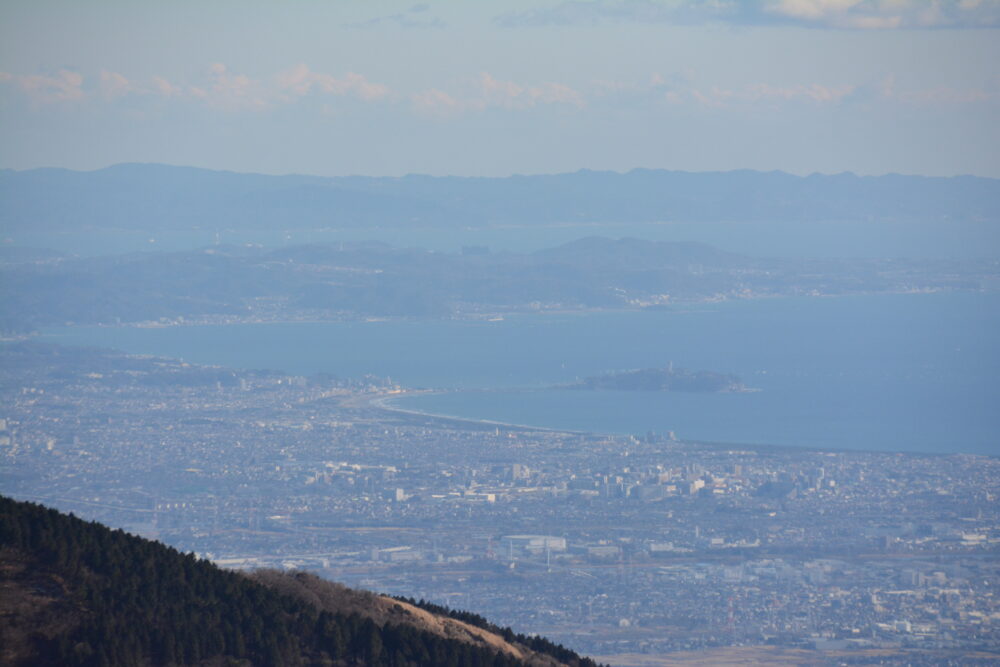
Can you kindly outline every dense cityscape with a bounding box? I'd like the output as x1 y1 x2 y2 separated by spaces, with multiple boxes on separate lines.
4 3 999 665
2 342 997 664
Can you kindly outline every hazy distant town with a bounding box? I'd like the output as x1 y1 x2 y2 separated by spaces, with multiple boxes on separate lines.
4 235 998 334
3 343 997 662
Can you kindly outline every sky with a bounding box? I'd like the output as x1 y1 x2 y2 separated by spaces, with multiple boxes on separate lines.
1 0 999 178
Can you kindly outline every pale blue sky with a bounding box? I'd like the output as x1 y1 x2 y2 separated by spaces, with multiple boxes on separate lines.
2 0 998 177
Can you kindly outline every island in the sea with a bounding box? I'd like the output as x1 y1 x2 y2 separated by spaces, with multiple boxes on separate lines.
566 363 754 393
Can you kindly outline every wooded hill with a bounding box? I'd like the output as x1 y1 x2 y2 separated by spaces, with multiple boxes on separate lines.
0 495 598 666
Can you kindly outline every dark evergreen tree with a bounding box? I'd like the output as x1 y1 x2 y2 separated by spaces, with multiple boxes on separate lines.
1 495 601 667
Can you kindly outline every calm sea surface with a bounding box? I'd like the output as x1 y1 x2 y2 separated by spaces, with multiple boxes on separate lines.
41 292 999 456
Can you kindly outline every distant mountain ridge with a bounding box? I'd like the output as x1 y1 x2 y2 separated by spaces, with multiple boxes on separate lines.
2 163 997 233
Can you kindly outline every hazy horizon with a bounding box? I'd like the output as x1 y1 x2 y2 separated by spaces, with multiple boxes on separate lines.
6 160 1000 181
3 1 999 178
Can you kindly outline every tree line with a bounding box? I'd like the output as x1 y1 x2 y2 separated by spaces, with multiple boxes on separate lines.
0 495 595 666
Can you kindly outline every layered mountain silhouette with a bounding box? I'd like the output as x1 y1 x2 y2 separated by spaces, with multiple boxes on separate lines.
2 163 996 233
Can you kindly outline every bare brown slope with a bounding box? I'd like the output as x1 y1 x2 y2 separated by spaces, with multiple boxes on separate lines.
249 570 567 666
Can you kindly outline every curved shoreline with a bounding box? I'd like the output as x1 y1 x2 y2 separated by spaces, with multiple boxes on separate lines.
366 389 977 459
368 389 592 436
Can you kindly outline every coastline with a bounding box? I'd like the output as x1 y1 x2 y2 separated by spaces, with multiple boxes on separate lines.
30 291 998 459
368 389 591 436
28 287 964 333
368 389 991 459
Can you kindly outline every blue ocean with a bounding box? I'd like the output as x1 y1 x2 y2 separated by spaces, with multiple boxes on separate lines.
41 291 999 456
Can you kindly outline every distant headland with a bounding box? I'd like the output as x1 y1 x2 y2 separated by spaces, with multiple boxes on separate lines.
565 364 755 393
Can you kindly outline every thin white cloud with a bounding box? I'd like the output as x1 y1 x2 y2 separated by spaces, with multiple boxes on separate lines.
2 64 993 119
343 3 446 29
411 88 467 115
496 0 676 27
593 72 859 109
411 69 1000 117
276 64 390 102
843 72 1000 106
151 75 183 98
99 70 132 99
883 77 1000 105
190 62 268 110
0 69 85 103
0 64 392 112
412 72 586 116
744 82 857 103
590 71 693 100
585 72 858 107
897 86 997 104
496 0 1000 29
479 72 586 109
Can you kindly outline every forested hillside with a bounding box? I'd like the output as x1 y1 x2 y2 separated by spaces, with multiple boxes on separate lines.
0 495 597 666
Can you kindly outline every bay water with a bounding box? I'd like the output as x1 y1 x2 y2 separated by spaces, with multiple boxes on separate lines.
40 292 999 456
